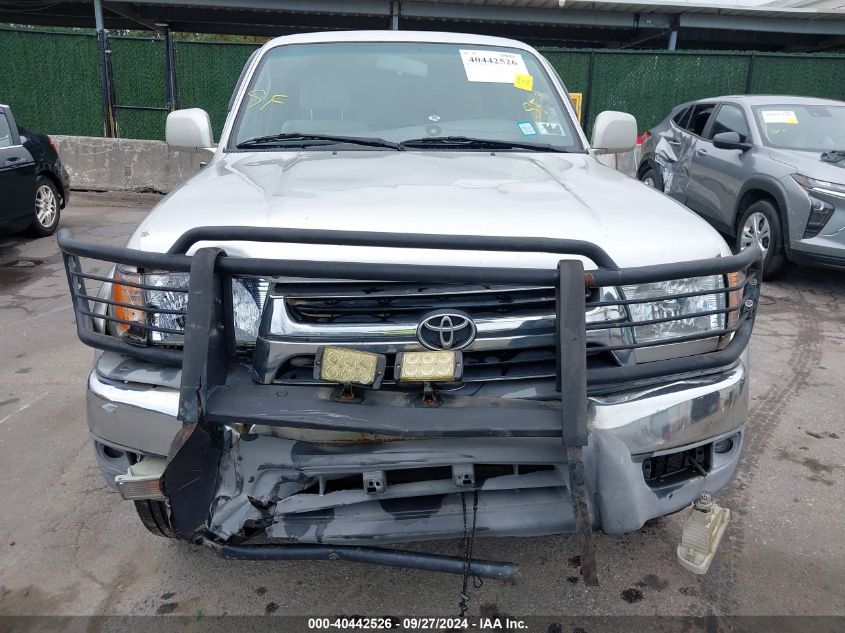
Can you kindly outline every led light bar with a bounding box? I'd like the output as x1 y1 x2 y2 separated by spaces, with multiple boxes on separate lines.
314 347 386 388
395 350 463 383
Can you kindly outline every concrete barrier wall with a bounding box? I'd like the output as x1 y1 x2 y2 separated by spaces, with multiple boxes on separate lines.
53 135 641 194
53 135 205 194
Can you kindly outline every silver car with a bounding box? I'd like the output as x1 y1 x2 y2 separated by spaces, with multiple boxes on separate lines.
638 95 845 279
57 31 762 583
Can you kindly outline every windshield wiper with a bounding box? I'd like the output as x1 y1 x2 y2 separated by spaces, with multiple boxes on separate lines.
821 150 845 163
236 133 402 150
399 136 569 152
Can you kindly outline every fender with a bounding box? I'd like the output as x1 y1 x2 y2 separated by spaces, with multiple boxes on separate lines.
35 156 65 204
636 151 656 177
18 126 68 207
734 175 792 249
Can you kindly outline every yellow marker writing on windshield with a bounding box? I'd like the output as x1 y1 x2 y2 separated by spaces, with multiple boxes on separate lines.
523 96 549 122
260 93 289 110
247 89 266 108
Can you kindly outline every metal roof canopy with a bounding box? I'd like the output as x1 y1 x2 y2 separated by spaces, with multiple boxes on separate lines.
4 0 845 48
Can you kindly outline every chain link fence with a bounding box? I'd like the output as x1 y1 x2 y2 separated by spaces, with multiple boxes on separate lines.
2 26 844 140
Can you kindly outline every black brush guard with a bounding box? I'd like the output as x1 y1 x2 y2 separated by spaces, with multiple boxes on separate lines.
58 227 763 582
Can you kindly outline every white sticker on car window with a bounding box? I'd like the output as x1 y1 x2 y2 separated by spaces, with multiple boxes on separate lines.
761 110 799 125
459 50 529 83
536 121 565 136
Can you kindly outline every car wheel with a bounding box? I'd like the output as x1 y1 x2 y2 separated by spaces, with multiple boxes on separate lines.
27 176 61 237
134 500 176 538
736 199 789 280
640 167 663 191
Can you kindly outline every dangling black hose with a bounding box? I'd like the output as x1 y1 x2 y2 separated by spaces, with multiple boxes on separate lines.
204 539 518 580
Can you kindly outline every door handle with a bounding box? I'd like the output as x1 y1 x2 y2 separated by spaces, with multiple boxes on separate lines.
694 148 708 156
4 156 21 166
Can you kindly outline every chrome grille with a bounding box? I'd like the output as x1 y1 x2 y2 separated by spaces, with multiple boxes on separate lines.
283 284 565 324
263 283 617 386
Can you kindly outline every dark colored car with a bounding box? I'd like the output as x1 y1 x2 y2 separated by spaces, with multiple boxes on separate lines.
637 95 845 279
0 103 70 237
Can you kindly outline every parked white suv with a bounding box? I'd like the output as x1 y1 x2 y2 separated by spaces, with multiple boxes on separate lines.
59 31 761 583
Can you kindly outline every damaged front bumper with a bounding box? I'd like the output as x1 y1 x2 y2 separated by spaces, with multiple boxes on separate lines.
88 349 747 540
61 226 761 579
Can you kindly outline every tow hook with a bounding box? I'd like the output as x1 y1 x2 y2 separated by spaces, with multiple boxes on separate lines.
676 492 730 574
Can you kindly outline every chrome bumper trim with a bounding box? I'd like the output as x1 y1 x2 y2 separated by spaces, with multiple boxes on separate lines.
87 350 747 458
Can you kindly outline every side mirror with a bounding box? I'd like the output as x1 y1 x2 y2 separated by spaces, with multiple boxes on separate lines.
591 111 637 155
712 131 751 151
166 108 214 153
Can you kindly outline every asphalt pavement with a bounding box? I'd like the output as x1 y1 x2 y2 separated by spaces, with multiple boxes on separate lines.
0 192 843 623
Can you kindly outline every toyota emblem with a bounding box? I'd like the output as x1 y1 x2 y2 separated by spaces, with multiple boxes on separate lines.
416 311 477 350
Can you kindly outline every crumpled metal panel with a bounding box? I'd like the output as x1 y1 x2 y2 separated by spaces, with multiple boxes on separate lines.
270 487 578 545
210 434 578 542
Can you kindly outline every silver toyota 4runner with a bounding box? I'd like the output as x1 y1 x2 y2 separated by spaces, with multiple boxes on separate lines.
59 31 762 582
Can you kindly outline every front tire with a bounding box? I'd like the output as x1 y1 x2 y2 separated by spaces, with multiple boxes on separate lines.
736 199 789 280
27 176 61 237
134 500 175 538
640 167 663 191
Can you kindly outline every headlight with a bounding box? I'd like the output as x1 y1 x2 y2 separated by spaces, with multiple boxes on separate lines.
621 275 726 344
146 272 189 344
791 173 845 199
110 271 266 346
791 174 839 238
111 268 148 344
231 277 265 342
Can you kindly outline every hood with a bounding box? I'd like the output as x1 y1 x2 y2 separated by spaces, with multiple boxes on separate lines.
129 151 730 270
766 147 845 182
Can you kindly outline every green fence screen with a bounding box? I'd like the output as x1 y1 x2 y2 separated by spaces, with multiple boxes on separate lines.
2 26 845 141
0 29 101 136
586 52 749 133
749 54 845 102
111 37 167 140
545 51 591 95
544 49 845 134
176 41 260 141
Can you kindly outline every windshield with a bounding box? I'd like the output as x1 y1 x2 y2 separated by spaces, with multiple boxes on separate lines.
230 42 582 151
752 104 845 152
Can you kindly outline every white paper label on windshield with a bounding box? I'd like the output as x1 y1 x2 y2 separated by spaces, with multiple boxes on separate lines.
761 110 799 125
459 50 529 83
